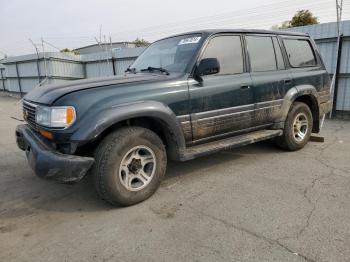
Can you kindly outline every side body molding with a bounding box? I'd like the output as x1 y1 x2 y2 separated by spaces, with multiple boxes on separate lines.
71 101 187 158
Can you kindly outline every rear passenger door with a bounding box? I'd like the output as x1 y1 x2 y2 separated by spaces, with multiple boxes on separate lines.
188 34 254 142
246 35 292 126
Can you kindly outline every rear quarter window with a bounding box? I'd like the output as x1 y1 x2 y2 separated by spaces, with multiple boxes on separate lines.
283 38 317 67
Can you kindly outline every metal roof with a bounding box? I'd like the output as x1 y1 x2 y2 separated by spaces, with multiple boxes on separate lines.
82 47 145 62
2 52 81 64
1 48 145 64
74 41 133 51
282 20 350 40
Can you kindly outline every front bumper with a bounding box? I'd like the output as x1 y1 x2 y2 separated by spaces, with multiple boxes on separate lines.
16 124 94 183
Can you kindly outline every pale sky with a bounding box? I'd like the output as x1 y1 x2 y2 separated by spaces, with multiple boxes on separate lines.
0 0 349 57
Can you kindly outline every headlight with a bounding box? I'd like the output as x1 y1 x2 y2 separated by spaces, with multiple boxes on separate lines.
36 106 76 128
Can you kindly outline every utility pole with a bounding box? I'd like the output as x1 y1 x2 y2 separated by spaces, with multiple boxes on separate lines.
336 0 343 36
329 0 343 119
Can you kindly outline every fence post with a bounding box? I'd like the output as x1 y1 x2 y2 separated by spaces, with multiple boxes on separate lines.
332 34 344 114
83 62 87 79
111 56 116 75
15 62 23 98
0 69 5 91
36 57 41 85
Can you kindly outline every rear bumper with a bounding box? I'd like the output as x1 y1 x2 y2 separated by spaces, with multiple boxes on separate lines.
320 101 332 116
16 124 94 183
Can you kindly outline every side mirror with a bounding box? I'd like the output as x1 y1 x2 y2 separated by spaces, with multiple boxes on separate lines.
194 58 220 81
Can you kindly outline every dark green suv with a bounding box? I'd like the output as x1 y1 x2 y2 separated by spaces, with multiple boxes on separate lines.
16 29 331 206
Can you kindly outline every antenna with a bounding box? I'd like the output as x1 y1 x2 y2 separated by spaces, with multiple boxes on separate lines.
94 37 110 76
99 24 102 43
42 39 61 52
110 36 113 53
29 39 39 54
41 38 48 79
29 38 43 85
103 35 111 75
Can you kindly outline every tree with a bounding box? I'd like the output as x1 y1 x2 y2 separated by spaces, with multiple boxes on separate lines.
271 10 319 29
271 21 291 30
132 38 150 47
60 48 80 55
290 10 319 27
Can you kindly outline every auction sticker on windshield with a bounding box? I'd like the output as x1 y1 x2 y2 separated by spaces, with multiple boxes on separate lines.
178 37 201 45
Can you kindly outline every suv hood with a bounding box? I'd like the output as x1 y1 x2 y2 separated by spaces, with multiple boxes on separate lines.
24 73 168 105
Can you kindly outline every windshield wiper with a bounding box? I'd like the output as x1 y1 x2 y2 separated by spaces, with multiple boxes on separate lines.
125 67 137 73
140 67 170 75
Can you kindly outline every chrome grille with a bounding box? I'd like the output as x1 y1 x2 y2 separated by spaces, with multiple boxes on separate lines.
23 101 37 129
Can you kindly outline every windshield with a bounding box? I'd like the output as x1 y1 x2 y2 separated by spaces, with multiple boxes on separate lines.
130 34 202 74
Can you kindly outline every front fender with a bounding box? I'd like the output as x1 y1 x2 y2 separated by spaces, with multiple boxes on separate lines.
71 100 186 152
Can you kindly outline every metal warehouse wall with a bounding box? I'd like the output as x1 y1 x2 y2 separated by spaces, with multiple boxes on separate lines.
285 21 350 111
84 59 139 78
1 48 145 94
2 52 84 93
0 64 6 91
82 48 145 78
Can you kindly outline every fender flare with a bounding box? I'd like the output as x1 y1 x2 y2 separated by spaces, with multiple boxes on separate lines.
71 101 186 155
277 85 320 126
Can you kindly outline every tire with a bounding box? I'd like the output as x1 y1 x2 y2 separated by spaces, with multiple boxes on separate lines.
276 102 313 151
93 126 167 206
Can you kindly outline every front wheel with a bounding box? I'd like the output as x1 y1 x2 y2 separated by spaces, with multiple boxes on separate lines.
93 127 167 206
276 102 313 151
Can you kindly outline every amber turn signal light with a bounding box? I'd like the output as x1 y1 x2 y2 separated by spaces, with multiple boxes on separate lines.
39 129 53 140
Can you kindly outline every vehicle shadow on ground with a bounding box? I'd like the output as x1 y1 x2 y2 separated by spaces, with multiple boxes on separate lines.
165 140 282 179
21 141 283 213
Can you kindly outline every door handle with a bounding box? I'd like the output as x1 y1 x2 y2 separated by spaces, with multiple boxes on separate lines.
284 79 292 85
240 85 250 90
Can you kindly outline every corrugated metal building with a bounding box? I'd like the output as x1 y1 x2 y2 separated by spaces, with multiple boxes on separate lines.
1 52 84 93
0 63 6 91
284 20 350 112
73 42 136 55
82 47 145 77
0 47 145 94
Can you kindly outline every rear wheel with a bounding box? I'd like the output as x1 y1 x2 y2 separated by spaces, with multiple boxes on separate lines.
93 127 167 206
276 102 313 151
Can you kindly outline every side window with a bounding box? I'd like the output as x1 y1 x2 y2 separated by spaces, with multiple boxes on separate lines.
283 39 317 67
246 36 277 72
272 37 285 70
201 35 244 75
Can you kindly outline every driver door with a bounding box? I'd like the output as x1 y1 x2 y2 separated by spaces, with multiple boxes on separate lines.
188 34 255 142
